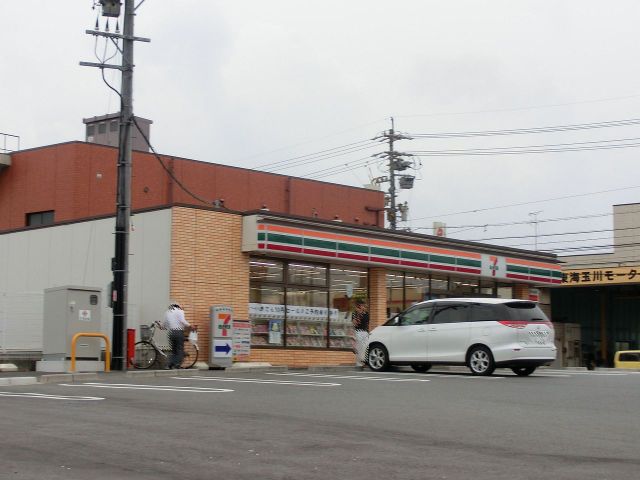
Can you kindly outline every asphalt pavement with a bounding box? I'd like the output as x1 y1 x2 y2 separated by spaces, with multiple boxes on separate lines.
1 365 639 480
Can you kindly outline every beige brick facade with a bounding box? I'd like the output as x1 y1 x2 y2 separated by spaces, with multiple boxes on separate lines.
369 268 388 329
169 207 357 366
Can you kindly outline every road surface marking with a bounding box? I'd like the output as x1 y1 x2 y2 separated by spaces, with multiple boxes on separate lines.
61 383 233 393
266 372 431 382
0 391 104 401
175 376 340 387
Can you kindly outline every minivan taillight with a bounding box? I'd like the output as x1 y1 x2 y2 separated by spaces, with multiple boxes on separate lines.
498 320 527 329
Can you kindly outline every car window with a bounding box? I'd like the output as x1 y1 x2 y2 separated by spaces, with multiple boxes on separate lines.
619 352 640 362
399 304 433 326
469 304 504 322
504 302 549 321
431 304 469 324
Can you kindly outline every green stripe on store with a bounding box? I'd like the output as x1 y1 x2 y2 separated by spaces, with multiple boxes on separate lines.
507 265 529 274
258 232 266 241
552 271 563 278
530 267 551 277
304 238 337 250
456 258 482 268
267 233 303 245
430 254 456 265
338 242 369 254
371 247 400 258
401 251 429 262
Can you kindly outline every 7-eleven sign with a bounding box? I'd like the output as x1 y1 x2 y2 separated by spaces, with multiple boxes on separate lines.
211 305 234 338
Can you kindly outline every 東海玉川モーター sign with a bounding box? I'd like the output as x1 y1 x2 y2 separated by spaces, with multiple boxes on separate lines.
561 267 640 286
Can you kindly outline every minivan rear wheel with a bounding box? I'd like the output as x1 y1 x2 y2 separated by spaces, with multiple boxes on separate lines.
511 366 537 376
467 346 495 376
411 364 431 373
368 344 389 372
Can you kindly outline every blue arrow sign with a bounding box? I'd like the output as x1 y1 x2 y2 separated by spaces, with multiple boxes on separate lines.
215 343 231 354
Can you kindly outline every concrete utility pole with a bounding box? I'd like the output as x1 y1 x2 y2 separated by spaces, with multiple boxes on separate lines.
81 0 150 370
529 211 543 251
371 118 414 230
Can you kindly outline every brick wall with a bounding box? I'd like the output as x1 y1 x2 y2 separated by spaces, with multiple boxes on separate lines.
513 284 530 300
170 207 250 363
369 268 387 329
169 206 357 367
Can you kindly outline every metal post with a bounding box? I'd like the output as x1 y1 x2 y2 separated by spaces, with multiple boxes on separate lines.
112 0 135 370
388 118 397 230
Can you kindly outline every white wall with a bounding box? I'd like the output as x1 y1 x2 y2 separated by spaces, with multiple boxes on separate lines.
0 209 172 352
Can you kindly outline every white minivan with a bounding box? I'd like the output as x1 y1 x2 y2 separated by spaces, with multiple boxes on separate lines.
367 298 556 376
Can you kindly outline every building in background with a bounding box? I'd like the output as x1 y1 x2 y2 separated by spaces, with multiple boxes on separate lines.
0 135 562 367
552 203 640 367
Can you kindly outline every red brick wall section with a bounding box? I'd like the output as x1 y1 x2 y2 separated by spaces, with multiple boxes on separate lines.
0 142 384 231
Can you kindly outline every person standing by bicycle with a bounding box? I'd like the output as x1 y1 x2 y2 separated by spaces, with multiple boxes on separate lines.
163 303 191 369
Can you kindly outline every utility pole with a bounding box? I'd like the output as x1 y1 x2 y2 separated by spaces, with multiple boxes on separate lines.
529 211 542 251
371 118 414 230
81 0 150 370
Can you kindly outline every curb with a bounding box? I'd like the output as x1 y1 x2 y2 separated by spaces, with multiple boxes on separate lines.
0 376 39 386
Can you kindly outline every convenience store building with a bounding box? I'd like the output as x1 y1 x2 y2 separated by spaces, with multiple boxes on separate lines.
0 141 563 367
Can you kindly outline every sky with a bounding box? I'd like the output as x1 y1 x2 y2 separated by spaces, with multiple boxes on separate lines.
3 1 640 262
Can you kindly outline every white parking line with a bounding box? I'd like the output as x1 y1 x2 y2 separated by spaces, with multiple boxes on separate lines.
266 372 430 382
61 383 233 393
540 370 627 376
174 376 340 387
0 391 104 401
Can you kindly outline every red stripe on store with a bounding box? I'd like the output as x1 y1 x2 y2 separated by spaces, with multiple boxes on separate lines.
337 252 369 262
400 260 430 269
506 273 529 281
455 267 482 274
303 248 336 258
266 244 303 254
430 264 456 272
370 256 401 265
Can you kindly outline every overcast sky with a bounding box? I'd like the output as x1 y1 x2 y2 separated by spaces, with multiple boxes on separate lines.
3 1 640 261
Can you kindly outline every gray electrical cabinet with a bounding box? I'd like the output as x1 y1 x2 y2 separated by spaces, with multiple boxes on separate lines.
42 286 102 361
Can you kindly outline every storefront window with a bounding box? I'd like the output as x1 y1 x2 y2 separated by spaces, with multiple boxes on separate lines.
430 274 449 298
250 258 284 282
497 284 514 299
404 274 430 308
249 285 285 346
329 266 367 348
249 257 359 350
450 276 479 297
286 287 328 347
288 263 327 286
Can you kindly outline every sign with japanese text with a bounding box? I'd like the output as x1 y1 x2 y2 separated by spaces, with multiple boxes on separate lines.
232 320 251 362
561 267 640 286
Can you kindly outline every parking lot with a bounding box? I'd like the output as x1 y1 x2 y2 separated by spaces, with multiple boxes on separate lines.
1 367 639 480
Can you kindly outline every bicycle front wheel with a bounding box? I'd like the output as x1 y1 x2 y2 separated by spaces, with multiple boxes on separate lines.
181 342 199 369
133 341 157 369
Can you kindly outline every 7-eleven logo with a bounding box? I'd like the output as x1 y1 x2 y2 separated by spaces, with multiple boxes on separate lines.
489 256 499 277
217 313 232 336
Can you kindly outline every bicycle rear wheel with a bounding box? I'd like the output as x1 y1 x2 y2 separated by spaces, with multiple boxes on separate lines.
181 342 199 369
133 341 157 369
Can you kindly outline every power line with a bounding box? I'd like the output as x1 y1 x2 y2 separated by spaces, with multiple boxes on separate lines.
408 136 640 157
411 185 640 221
254 139 377 171
408 117 640 139
458 225 640 242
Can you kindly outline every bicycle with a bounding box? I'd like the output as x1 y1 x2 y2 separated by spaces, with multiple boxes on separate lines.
132 321 199 369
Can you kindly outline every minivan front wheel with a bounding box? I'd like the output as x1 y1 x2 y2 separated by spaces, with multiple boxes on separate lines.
368 344 389 372
467 346 495 376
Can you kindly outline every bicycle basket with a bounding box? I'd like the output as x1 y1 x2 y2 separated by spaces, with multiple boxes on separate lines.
140 324 153 341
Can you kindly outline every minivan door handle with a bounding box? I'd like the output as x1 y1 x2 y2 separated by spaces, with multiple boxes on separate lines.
427 327 437 331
